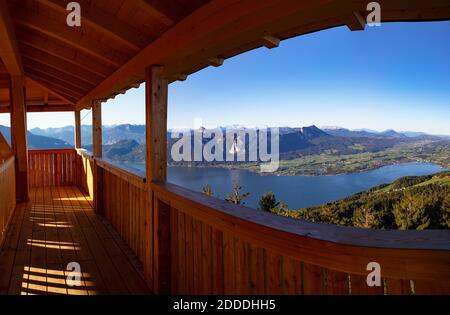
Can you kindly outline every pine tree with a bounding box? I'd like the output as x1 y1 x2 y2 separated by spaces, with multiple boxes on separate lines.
441 192 450 228
225 182 250 205
259 192 278 212
393 191 430 230
271 200 289 216
353 206 377 228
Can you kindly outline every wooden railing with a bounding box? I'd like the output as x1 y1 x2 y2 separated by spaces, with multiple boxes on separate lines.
0 156 16 247
74 151 450 295
28 149 79 187
76 149 94 199
151 183 450 295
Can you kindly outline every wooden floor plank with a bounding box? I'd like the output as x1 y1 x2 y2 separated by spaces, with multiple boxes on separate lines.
62 186 130 294
71 186 150 294
0 186 150 295
55 185 107 295
8 188 36 295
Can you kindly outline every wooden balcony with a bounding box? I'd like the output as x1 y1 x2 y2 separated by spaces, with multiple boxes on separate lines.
1 149 449 295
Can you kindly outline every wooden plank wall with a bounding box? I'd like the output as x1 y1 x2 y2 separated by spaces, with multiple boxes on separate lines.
152 184 450 295
28 149 78 187
97 160 151 290
0 156 16 247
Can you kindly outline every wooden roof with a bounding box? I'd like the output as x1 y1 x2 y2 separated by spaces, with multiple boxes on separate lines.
0 0 449 112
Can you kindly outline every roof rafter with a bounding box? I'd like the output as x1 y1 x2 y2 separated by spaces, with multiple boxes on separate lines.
35 0 146 51
27 69 86 97
27 77 77 105
17 27 114 78
23 57 96 91
14 8 129 67
20 43 104 85
132 0 188 26
0 0 23 75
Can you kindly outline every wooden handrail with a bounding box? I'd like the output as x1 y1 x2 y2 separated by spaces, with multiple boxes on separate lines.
28 148 75 153
151 182 450 282
95 157 146 191
75 148 94 160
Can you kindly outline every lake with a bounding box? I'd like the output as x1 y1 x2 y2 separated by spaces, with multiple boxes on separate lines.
127 162 446 209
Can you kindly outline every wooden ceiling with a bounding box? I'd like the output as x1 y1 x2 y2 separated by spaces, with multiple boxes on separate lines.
0 0 449 113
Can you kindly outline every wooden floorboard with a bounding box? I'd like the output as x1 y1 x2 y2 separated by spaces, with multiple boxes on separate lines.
0 186 151 295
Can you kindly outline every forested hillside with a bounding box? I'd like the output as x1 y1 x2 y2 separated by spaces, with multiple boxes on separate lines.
279 171 450 229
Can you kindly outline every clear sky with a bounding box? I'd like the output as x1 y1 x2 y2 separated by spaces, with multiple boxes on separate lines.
1 21 449 134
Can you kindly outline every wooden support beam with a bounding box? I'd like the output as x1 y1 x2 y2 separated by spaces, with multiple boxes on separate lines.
0 0 23 75
35 0 145 51
74 110 81 148
146 66 168 183
346 11 366 31
145 65 169 294
9 76 29 202
0 104 75 113
92 101 102 157
172 74 188 82
261 35 280 49
92 100 103 214
0 100 70 106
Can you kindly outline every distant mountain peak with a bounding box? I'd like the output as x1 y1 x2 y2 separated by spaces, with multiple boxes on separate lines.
379 129 407 138
300 125 331 139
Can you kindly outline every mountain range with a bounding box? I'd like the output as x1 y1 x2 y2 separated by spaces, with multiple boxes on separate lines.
82 125 449 165
0 125 71 149
1 124 448 162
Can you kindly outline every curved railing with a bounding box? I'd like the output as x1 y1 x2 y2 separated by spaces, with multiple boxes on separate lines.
151 182 450 295
0 156 15 247
67 148 450 294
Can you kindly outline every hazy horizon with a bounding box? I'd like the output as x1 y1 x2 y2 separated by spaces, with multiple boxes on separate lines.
1 122 449 137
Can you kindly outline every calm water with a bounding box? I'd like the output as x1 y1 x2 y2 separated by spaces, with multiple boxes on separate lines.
128 162 445 209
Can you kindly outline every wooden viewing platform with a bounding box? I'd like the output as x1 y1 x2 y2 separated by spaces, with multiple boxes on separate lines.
0 0 450 295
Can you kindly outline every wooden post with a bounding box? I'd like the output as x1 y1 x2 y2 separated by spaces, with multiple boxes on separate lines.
145 65 170 294
92 101 102 158
92 100 103 214
9 75 29 202
74 110 81 148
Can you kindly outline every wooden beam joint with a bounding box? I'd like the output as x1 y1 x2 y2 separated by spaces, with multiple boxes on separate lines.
262 35 280 49
346 11 366 31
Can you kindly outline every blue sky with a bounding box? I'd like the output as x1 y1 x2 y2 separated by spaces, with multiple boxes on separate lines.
1 21 449 134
